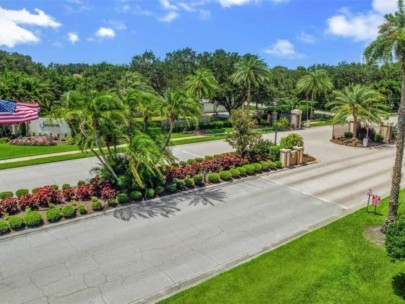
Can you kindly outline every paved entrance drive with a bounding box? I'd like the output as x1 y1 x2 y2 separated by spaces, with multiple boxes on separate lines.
0 178 343 304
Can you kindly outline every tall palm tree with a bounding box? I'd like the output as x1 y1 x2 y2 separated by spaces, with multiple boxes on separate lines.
230 55 271 110
327 85 385 139
161 90 202 149
364 0 405 231
184 68 219 102
297 69 334 122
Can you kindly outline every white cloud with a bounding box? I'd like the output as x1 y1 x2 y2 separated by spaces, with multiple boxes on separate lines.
217 0 288 7
264 39 303 59
95 27 116 39
67 32 79 44
0 7 60 48
158 11 179 22
297 31 315 44
372 0 397 14
107 20 127 30
160 0 178 10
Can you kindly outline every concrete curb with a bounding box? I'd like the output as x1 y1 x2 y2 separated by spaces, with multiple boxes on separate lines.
0 162 316 243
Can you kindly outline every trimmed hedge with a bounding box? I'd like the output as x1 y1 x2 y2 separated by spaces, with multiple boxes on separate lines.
8 216 24 230
166 184 177 193
185 177 194 187
61 206 76 218
252 163 262 173
24 211 43 227
176 179 186 190
117 193 129 204
0 192 13 199
91 201 103 211
145 188 155 198
220 170 232 181
130 191 142 201
108 198 118 207
260 161 270 171
78 204 87 214
208 173 220 183
155 186 165 195
16 189 29 198
0 220 10 235
238 167 247 175
243 164 255 175
194 174 204 186
230 168 241 178
46 208 61 222
62 184 71 190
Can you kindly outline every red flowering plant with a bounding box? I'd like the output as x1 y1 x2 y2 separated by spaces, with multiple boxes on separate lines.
76 184 94 201
32 186 63 207
100 182 118 199
18 194 39 210
63 187 76 202
90 178 103 197
0 197 20 215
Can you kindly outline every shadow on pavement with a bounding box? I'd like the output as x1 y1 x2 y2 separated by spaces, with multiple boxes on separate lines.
113 187 227 221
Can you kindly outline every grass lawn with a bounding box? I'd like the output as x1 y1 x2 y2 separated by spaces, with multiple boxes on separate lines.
171 132 197 139
171 135 226 146
161 193 405 304
0 144 79 160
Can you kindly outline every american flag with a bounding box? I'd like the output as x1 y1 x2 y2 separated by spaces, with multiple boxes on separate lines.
0 100 40 124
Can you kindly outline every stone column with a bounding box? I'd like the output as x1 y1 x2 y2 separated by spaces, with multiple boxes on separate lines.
382 121 394 144
293 146 304 165
280 149 291 168
291 109 303 129
272 112 278 125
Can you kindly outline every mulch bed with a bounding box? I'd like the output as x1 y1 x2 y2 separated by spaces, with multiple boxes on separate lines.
330 138 384 148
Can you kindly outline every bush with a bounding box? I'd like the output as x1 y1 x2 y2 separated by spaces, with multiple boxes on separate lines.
280 133 304 149
237 167 247 175
8 216 24 230
16 189 29 198
179 161 187 167
0 192 13 199
33 186 63 207
62 184 71 190
220 170 232 181
91 201 103 211
205 155 213 160
155 186 165 195
0 197 19 215
0 220 10 235
46 208 61 222
176 179 186 190
230 168 241 178
252 163 262 173
61 206 76 218
269 145 282 161
130 191 142 201
213 154 221 158
208 172 220 183
386 219 405 261
24 211 43 227
145 188 155 198
117 193 129 204
275 117 290 131
344 131 353 139
194 174 204 186
77 180 85 186
108 198 118 207
187 159 194 165
166 184 177 193
77 204 87 214
374 134 384 143
76 184 93 201
184 176 194 187
195 158 204 163
269 162 278 170
243 164 255 174
274 160 282 168
32 188 39 194
51 185 59 190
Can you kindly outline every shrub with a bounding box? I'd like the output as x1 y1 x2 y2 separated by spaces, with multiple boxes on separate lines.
280 133 304 149
269 162 278 170
0 197 19 215
155 186 165 195
187 159 194 165
62 184 71 190
117 193 129 204
275 117 290 131
130 191 142 201
76 184 93 201
100 183 118 199
8 216 24 230
176 179 186 190
274 160 282 168
213 154 221 158
77 204 87 214
252 163 262 173
220 170 232 181
32 188 39 194
16 189 29 198
91 201 103 211
269 145 282 161
260 161 270 171
63 187 76 202
145 188 155 198
184 176 194 187
61 206 76 218
51 185 59 190
46 208 61 222
24 211 43 227
205 155 213 160
386 219 405 261
208 172 220 183
243 164 255 175
179 161 187 167
166 184 177 193
344 131 353 139
237 167 247 175
77 180 85 186
107 198 118 207
195 158 204 163
0 192 13 199
0 220 10 235
374 134 384 143
32 186 63 207
230 168 241 178
194 174 204 186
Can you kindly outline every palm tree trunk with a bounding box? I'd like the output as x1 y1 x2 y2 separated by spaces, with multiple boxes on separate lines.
246 83 251 109
353 116 358 139
310 91 315 119
94 133 118 180
163 119 175 150
382 64 405 233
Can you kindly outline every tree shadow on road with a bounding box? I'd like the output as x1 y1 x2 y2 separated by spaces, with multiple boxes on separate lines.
113 187 227 222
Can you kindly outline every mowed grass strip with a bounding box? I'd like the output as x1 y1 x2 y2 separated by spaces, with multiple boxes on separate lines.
0 143 79 160
160 193 405 304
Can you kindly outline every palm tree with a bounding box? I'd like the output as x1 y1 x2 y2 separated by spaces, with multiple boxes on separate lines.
297 69 333 122
184 68 219 102
161 90 202 149
327 85 385 139
230 55 271 110
364 0 405 231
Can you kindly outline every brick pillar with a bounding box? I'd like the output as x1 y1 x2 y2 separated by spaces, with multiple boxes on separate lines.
293 146 304 165
280 149 291 167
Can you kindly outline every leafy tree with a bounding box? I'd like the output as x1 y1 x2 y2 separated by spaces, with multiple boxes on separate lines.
327 85 385 139
184 68 219 102
297 69 333 121
280 133 304 149
226 109 261 155
364 0 405 231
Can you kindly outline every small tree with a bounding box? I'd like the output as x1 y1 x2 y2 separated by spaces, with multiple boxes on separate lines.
279 133 304 149
386 218 405 261
226 109 261 155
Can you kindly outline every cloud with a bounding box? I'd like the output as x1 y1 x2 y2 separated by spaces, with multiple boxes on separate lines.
264 39 304 59
158 11 179 22
0 7 61 48
106 20 127 30
297 31 315 44
326 0 397 42
160 0 178 10
67 32 79 44
217 0 288 7
95 27 116 39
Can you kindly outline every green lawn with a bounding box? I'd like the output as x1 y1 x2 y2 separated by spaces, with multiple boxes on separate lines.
171 132 197 139
0 144 79 160
161 193 405 304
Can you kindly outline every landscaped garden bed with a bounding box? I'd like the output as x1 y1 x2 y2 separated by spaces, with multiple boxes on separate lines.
331 130 385 148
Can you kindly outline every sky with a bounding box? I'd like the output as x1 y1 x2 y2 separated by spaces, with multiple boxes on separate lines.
0 0 399 68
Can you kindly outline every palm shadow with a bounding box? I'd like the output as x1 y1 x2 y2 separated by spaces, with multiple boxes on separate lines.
392 273 405 300
113 187 227 221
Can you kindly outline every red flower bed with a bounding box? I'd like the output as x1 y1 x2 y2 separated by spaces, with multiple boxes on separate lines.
165 153 249 181
63 188 76 201
32 186 63 207
9 136 56 146
18 194 38 210
101 183 118 199
76 184 94 201
0 198 19 215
